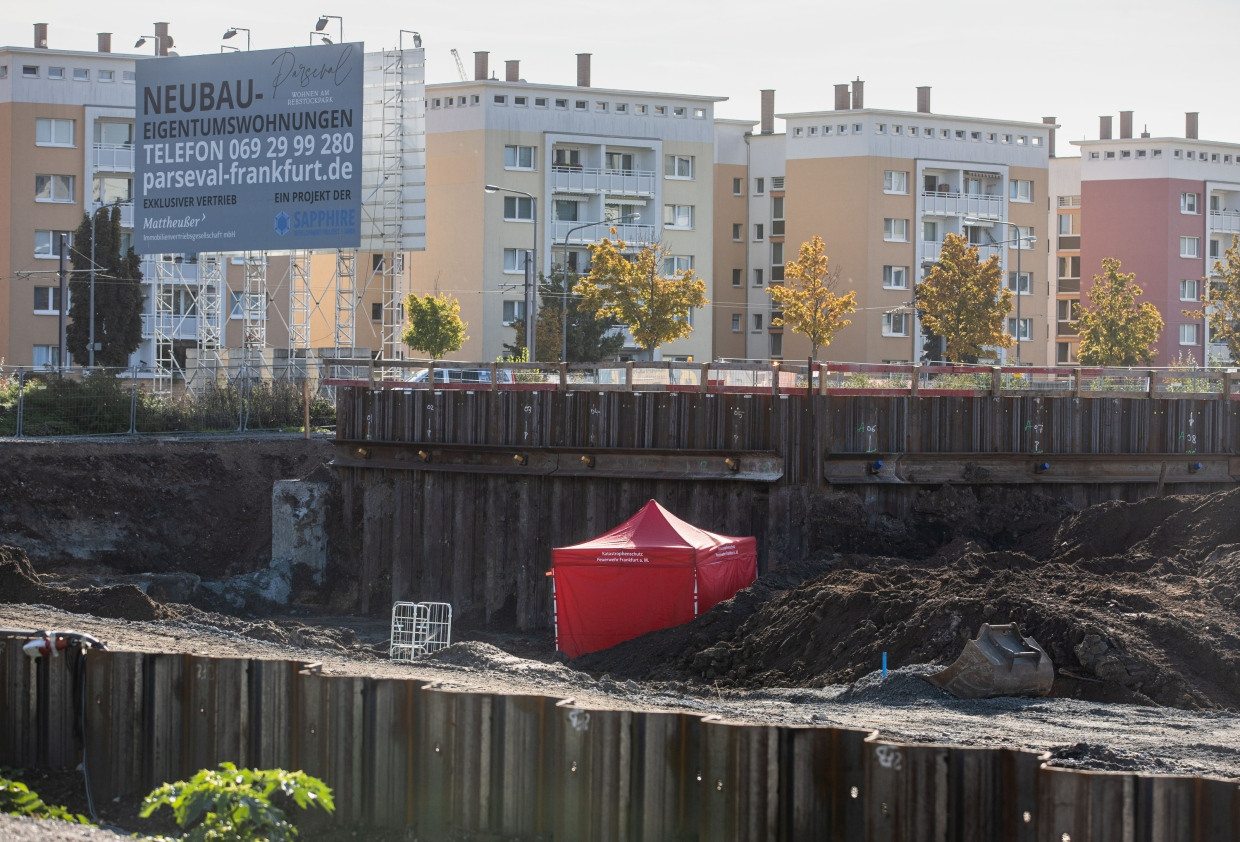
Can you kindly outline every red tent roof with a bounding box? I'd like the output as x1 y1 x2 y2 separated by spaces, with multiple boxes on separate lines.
558 499 740 557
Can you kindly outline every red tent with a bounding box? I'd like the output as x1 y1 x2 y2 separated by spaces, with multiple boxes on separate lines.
550 500 758 658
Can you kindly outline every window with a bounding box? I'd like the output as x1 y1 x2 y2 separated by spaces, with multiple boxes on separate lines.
752 313 764 332
1058 256 1081 279
34 230 73 258
732 268 742 287
1009 226 1033 248
502 300 526 325
770 333 783 357
883 265 909 289
73 68 89 81
882 312 909 336
1210 239 1222 259
732 177 743 196
553 200 579 222
535 97 548 107
95 121 133 146
93 176 132 203
1181 236 1200 258
732 223 743 242
1008 272 1032 295
1180 279 1199 301
884 218 908 241
1009 180 1033 202
503 195 535 221
594 101 607 112
48 67 64 80
754 177 765 194
33 286 64 314
731 314 742 332
606 151 634 171
753 268 764 286
1058 214 1080 235
663 204 694 229
665 155 693 178
33 345 70 368
23 65 39 78
1057 299 1081 322
1007 318 1032 341
552 148 581 167
922 220 938 242
662 255 694 274
753 223 764 241
229 290 267 320
634 104 647 114
98 70 114 82
615 103 627 114
123 70 135 83
672 106 686 117
1180 324 1199 345
883 170 908 193
503 248 530 273
35 174 74 203
771 242 784 281
1181 192 1199 214
0 66 7 80
504 145 535 170
370 302 383 322
493 95 507 105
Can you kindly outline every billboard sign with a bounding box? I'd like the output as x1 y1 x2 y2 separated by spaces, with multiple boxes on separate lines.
135 42 364 253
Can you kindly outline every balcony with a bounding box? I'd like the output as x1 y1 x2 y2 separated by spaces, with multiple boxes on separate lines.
920 191 1004 219
1058 235 1081 251
1057 277 1081 293
1209 210 1240 235
93 201 134 227
1056 321 1079 337
94 143 135 172
922 241 1002 263
141 312 202 340
550 166 657 196
551 220 656 245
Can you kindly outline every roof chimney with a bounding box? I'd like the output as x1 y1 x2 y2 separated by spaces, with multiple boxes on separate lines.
916 86 931 114
505 60 520 82
834 84 850 110
1141 125 1150 139
97 32 112 53
1099 115 1113 140
34 23 48 49
1043 117 1057 157
576 53 591 87
1186 112 1199 140
851 78 864 110
1120 110 1133 139
760 89 775 135
473 51 488 81
153 21 171 56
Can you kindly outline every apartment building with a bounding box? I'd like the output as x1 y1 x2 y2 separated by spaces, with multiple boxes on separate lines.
728 83 1053 364
409 53 719 363
1068 112 1238 366
1048 156 1081 364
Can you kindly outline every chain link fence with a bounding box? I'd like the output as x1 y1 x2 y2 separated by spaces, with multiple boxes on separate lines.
0 366 335 438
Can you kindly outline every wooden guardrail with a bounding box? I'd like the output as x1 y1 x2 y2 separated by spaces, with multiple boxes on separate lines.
2 642 1236 841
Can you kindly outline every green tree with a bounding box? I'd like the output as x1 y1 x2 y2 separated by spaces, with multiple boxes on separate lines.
504 273 626 362
1074 257 1163 366
1184 233 1240 363
402 292 467 358
66 205 144 367
574 235 708 354
767 235 857 360
917 233 1014 363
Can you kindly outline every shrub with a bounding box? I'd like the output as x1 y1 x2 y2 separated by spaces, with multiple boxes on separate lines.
0 774 93 825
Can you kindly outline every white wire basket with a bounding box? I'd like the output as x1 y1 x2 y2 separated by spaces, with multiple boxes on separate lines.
390 601 453 661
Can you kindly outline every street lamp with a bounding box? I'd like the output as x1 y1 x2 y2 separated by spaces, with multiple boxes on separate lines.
134 34 172 55
222 27 250 51
485 184 538 359
314 15 344 43
964 217 1036 363
559 214 639 361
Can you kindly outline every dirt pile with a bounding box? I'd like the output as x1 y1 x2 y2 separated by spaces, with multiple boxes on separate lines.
0 545 170 622
577 488 1240 710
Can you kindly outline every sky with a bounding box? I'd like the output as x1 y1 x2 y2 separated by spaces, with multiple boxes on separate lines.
5 0 1240 152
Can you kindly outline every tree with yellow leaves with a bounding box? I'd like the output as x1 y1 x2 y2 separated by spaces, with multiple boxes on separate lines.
1184 234 1240 364
767 235 857 360
402 292 468 359
1074 257 1162 366
917 233 1014 363
573 234 708 354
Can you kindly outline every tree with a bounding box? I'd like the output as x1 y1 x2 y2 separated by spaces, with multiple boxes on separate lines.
402 292 467 358
767 235 857 360
1184 233 1240 363
1074 257 1163 366
916 233 1014 364
66 205 144 367
573 235 708 354
503 273 625 362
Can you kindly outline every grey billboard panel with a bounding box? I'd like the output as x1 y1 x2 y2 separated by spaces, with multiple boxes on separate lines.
135 42 364 254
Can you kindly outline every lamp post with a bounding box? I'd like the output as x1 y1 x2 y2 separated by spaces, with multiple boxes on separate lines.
485 184 538 359
559 214 639 361
964 216 1036 363
222 27 250 50
314 15 344 43
133 34 171 55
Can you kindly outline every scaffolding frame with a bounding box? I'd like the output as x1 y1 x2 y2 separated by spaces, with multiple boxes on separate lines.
241 252 268 378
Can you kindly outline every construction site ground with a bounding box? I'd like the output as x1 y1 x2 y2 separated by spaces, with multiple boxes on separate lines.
2 436 1240 837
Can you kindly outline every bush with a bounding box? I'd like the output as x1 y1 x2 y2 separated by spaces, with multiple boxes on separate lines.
0 774 93 825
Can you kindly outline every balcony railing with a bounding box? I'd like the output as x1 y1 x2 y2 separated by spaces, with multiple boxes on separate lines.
1057 277 1081 293
141 312 202 340
92 201 134 227
920 191 1004 219
93 143 135 171
551 166 657 196
922 241 1002 263
1209 210 1240 235
551 220 655 245
1056 321 1080 337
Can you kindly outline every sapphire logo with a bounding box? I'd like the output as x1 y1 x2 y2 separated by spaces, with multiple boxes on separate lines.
273 211 291 236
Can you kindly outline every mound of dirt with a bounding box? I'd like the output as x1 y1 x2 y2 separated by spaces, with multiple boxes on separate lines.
0 545 170 622
576 488 1240 711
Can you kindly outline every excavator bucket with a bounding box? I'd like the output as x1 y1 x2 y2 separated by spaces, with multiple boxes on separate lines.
925 622 1054 699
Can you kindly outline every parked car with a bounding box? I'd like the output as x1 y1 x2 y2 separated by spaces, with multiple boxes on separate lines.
406 367 514 384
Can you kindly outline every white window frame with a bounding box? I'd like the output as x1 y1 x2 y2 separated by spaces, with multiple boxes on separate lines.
732 223 743 242
882 312 909 337
884 218 908 242
753 268 764 287
503 145 535 170
732 177 743 196
883 170 908 194
35 174 74 203
754 177 765 195
662 255 694 275
33 286 64 314
752 313 764 332
1009 180 1033 202
1009 226 1034 248
503 248 531 274
1180 236 1200 258
1008 271 1032 295
229 290 268 320
36 118 74 147
753 223 764 241
1007 317 1032 341
664 155 694 179
1180 279 1199 301
503 195 535 222
731 314 742 332
502 300 526 326
663 204 694 229
34 230 73 259
1180 323 1199 345
1181 192 1199 214
883 265 909 290
1058 214 1080 235
732 268 742 287
32 345 65 368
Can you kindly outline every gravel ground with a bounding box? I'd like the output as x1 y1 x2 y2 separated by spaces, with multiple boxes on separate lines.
0 815 153 841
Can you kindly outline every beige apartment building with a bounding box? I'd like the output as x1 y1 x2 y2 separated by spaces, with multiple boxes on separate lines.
721 84 1054 365
409 53 719 363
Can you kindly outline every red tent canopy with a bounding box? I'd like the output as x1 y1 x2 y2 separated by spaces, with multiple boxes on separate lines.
550 500 757 658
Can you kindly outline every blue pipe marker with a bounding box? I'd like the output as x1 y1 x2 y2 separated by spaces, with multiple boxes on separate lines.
882 651 888 678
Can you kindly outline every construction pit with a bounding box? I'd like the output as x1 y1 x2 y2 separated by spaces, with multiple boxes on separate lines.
2 435 1240 840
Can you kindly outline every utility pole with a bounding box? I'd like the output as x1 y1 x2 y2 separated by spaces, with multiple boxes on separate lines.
58 234 69 372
